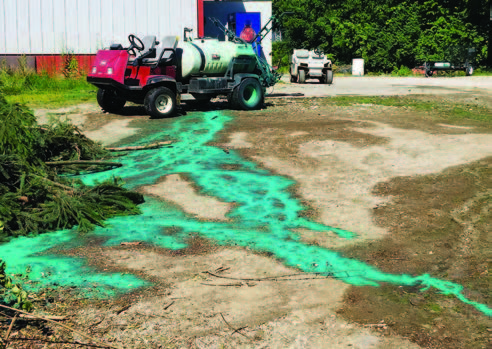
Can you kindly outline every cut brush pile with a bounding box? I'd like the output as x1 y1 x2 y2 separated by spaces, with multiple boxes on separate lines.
0 95 144 241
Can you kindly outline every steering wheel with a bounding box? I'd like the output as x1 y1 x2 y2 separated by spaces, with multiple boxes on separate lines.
314 48 323 56
127 34 145 55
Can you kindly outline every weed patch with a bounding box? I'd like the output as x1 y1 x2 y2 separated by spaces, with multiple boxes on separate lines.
320 95 492 123
0 259 32 311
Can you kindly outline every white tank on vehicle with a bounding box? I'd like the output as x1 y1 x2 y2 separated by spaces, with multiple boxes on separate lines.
177 38 258 79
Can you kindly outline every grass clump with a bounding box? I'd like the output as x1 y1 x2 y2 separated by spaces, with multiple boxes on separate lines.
0 95 143 240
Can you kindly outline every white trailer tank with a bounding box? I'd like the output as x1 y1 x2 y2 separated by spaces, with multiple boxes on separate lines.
177 38 258 79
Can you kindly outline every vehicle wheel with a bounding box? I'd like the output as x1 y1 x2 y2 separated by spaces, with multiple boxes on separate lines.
290 74 297 83
144 87 177 118
298 70 306 84
466 66 474 76
232 78 264 111
425 70 433 77
324 70 333 84
96 89 126 114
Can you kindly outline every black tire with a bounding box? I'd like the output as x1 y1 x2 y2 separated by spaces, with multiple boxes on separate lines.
325 70 333 84
298 69 306 84
144 87 177 118
96 89 126 114
466 66 474 76
290 74 297 83
232 78 264 111
425 70 433 77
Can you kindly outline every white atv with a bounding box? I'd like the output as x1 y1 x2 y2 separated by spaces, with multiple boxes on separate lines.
290 48 333 84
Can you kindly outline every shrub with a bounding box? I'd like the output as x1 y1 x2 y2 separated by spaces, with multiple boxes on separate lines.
391 65 414 77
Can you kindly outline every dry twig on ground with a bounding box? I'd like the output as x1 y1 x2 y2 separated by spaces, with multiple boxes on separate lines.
219 313 251 340
0 304 119 349
45 160 123 167
106 141 173 152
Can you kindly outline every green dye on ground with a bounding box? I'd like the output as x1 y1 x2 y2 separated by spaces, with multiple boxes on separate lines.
84 111 491 316
1 111 490 316
0 229 148 296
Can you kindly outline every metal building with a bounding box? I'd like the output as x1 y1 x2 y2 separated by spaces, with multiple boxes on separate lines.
0 0 273 72
0 0 198 54
0 0 200 72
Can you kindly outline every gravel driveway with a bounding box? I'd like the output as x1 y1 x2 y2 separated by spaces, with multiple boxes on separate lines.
270 75 492 97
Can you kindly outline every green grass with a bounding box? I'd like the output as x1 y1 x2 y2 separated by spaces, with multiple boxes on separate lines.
425 302 443 314
469 67 492 76
2 74 95 108
1 58 96 108
320 95 492 124
6 87 95 109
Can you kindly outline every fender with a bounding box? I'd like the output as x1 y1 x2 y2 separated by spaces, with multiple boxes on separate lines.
145 76 177 86
144 76 178 93
233 73 260 87
291 64 298 76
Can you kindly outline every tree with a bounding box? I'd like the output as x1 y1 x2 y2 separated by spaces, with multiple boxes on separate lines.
273 0 489 71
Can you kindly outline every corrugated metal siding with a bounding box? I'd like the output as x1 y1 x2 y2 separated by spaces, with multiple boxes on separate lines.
0 0 198 54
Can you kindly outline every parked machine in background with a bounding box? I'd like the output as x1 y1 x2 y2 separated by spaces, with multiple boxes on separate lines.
87 18 281 118
424 47 475 77
290 48 333 84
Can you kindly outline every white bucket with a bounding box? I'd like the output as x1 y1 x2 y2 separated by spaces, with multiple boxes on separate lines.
352 58 364 76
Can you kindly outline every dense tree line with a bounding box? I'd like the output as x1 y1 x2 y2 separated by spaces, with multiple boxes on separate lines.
273 0 489 72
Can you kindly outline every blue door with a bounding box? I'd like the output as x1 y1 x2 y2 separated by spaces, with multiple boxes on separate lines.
228 12 262 58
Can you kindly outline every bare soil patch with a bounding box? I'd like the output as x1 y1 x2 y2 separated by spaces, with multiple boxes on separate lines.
141 174 232 221
17 94 490 348
212 95 492 348
44 245 418 349
337 157 491 349
34 103 150 146
216 98 492 247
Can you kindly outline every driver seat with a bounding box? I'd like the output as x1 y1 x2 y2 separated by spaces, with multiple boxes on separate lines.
139 35 157 56
143 36 179 65
128 35 156 65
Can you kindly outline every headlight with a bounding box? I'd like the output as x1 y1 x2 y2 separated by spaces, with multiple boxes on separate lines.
107 68 113 75
91 67 97 74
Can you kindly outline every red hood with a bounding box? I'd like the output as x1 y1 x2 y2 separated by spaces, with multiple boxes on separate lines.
87 50 129 84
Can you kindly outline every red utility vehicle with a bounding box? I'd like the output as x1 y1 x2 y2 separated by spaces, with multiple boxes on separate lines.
87 28 279 118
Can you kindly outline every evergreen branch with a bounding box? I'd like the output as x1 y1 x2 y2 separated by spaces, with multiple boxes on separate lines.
31 175 76 191
0 97 143 238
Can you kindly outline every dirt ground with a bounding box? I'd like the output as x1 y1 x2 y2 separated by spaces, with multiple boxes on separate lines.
3 90 491 349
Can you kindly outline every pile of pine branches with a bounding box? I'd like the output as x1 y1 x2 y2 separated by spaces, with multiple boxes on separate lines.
0 95 144 241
